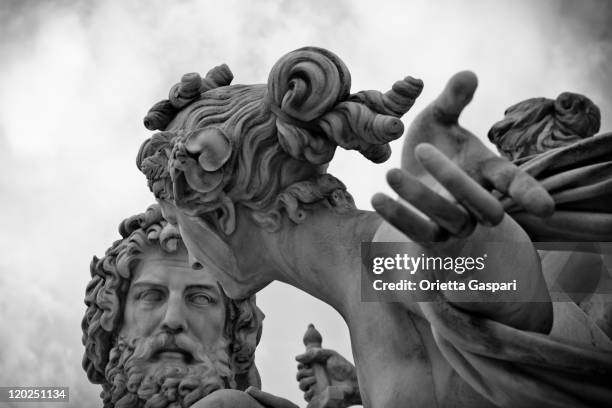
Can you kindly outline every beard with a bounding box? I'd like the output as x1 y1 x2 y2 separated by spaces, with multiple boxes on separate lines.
103 332 233 408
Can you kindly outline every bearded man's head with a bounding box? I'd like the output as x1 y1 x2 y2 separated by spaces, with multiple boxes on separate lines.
82 205 263 407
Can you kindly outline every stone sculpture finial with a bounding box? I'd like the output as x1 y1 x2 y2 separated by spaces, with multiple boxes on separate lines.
303 323 323 348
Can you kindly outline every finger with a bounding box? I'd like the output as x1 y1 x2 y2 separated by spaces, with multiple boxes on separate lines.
372 193 447 242
432 71 478 124
299 377 317 391
295 348 334 364
304 388 315 402
296 368 313 381
415 144 504 225
386 168 475 238
481 156 554 217
246 387 299 408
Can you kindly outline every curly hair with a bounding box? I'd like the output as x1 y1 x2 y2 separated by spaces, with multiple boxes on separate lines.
81 205 263 401
137 47 423 229
488 92 601 161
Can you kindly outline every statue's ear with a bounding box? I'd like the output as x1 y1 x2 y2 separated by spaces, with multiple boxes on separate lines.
216 195 236 235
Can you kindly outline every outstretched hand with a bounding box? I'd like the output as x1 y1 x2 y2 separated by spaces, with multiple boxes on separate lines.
373 144 506 243
400 71 554 219
370 72 553 332
372 143 553 332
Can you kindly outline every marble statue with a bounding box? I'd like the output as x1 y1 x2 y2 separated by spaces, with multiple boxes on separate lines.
136 47 612 407
486 93 612 241
297 325 360 408
488 92 601 162
82 205 264 407
487 93 612 339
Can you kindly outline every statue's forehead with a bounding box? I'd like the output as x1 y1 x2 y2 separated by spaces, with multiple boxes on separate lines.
131 248 219 289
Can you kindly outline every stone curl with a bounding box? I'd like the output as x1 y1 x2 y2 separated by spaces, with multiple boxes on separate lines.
267 46 423 164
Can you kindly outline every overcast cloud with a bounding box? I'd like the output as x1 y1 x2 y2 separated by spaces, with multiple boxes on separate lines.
0 1 610 406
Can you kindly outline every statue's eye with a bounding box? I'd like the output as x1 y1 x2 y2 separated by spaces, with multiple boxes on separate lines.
189 293 214 306
138 289 165 302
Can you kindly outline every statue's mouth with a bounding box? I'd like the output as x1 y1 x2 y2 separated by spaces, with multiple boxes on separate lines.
154 347 194 363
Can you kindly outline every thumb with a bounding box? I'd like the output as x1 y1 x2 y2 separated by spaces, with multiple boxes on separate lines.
400 71 479 176
432 71 478 124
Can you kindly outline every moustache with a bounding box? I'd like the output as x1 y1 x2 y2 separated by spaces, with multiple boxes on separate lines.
131 332 206 364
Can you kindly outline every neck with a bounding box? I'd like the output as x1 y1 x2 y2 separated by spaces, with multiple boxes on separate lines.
268 208 382 316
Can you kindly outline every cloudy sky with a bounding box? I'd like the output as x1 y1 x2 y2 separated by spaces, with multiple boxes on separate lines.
0 0 611 406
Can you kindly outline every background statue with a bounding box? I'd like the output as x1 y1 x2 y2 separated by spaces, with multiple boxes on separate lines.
82 205 263 407
486 92 612 339
484 93 612 242
136 47 612 407
487 92 601 162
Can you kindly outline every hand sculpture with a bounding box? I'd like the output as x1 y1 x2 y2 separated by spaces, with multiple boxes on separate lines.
396 71 554 223
372 71 553 332
296 348 361 407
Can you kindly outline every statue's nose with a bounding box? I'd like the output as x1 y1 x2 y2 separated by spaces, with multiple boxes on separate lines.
160 294 187 334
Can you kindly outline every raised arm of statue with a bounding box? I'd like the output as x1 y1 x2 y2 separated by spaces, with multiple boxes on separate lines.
371 72 553 333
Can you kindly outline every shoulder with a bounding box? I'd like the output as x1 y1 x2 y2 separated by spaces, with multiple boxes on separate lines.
190 389 262 408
